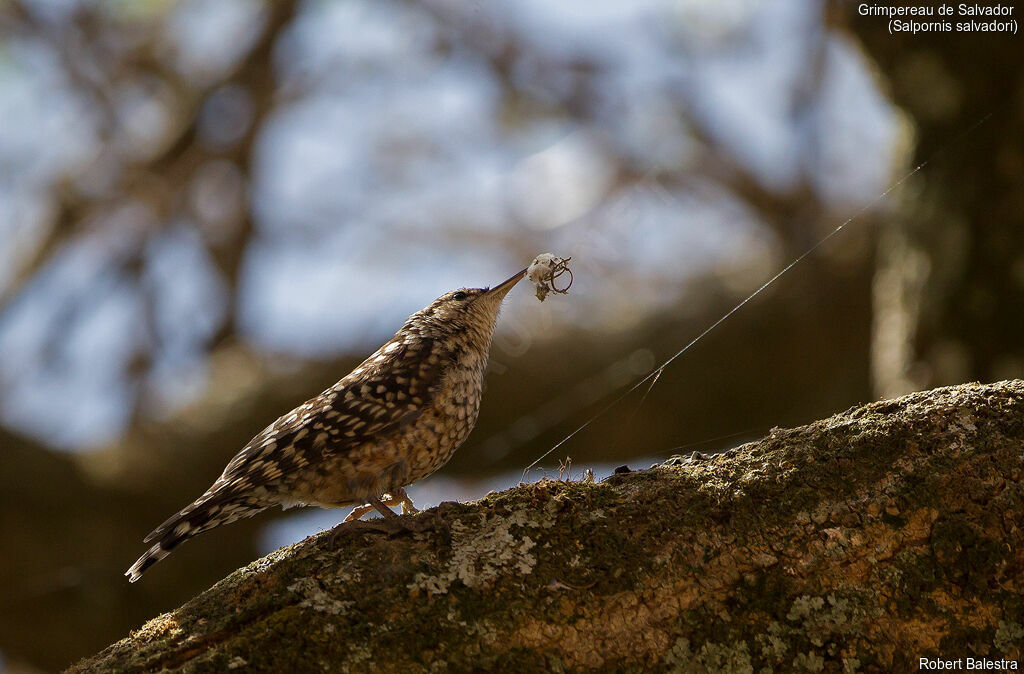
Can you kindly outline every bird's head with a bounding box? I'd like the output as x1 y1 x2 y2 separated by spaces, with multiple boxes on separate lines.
410 268 527 340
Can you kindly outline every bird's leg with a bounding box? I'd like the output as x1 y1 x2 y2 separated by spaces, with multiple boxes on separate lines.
344 488 417 522
331 493 418 545
343 502 379 523
368 495 398 519
389 487 418 515
337 498 396 533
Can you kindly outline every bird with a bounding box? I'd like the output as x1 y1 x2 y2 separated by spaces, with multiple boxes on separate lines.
126 267 528 582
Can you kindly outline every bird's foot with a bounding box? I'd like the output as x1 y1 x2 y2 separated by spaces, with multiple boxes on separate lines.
330 491 418 545
329 516 410 546
343 488 418 522
343 502 380 523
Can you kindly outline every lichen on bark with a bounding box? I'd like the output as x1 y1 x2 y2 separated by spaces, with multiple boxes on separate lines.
70 381 1024 673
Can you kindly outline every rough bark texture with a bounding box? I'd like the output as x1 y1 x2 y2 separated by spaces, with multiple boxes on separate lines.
71 381 1024 673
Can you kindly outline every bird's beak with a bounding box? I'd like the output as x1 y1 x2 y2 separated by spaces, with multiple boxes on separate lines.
487 268 528 298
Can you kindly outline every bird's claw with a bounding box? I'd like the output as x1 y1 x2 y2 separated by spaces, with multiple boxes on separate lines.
330 488 419 546
343 502 379 522
343 488 418 522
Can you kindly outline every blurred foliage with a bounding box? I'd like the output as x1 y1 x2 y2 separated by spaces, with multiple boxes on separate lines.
0 0 1019 670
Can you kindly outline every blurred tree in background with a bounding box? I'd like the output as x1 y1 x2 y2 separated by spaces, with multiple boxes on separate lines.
849 8 1024 397
0 0 1019 670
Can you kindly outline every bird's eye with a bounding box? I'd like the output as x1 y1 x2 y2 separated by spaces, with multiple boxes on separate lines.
453 292 468 301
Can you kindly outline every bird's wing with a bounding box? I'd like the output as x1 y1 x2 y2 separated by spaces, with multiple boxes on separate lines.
143 335 451 544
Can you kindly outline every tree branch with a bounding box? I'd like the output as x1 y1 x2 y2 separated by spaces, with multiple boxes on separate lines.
71 380 1024 672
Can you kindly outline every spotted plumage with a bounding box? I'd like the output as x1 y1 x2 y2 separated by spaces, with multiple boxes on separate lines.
126 268 527 582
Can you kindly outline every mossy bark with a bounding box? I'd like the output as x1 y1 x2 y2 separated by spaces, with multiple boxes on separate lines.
70 381 1024 673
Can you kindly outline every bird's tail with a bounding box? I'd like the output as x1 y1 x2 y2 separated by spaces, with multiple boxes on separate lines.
126 491 270 582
